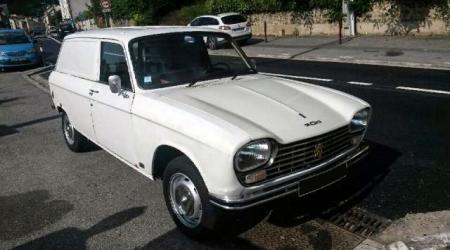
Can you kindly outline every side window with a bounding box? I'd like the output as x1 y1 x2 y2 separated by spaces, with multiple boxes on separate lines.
190 18 201 26
205 18 219 25
100 42 132 91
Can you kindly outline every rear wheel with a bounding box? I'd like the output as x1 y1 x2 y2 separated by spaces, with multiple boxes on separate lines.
61 112 89 152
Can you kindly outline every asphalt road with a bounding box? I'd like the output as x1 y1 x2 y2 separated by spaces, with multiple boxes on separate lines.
0 37 449 249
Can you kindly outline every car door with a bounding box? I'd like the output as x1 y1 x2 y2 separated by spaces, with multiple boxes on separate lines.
52 39 98 140
89 41 136 164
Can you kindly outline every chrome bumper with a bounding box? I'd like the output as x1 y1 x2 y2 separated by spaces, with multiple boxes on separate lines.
210 142 369 210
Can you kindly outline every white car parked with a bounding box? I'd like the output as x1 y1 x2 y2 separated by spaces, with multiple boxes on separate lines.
188 13 252 49
49 27 371 238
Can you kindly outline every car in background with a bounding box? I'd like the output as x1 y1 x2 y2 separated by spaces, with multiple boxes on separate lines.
0 29 42 69
47 26 58 38
188 13 251 49
58 20 76 39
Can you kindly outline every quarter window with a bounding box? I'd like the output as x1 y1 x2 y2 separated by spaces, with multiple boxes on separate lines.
100 42 132 91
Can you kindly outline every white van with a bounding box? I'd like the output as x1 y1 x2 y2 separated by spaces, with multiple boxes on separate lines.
49 26 371 238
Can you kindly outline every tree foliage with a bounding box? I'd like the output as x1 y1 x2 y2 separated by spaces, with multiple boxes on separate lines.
81 0 450 25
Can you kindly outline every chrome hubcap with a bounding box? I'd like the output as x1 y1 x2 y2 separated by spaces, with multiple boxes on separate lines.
63 116 75 145
169 173 202 228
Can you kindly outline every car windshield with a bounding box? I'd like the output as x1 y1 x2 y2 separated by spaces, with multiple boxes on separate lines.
0 32 31 45
221 15 247 24
129 32 256 89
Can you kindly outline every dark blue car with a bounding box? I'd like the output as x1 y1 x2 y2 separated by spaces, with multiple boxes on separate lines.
0 29 42 69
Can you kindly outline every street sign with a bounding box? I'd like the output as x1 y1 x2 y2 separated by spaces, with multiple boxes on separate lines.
101 0 111 13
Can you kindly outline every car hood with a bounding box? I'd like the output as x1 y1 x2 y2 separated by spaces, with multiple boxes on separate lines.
0 43 33 53
150 74 369 145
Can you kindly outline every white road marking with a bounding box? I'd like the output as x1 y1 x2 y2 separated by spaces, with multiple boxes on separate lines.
396 86 450 95
260 72 333 82
47 36 62 44
348 81 373 86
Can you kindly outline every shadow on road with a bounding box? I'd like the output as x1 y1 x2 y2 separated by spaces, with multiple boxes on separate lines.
0 190 74 241
13 206 147 250
268 141 400 228
137 229 262 250
0 114 61 137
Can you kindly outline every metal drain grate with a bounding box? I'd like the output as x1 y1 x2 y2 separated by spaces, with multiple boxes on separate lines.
326 207 391 237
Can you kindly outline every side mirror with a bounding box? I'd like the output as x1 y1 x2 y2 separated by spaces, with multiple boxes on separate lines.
108 75 122 93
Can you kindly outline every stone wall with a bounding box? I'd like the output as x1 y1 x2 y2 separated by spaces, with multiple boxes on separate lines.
249 2 450 36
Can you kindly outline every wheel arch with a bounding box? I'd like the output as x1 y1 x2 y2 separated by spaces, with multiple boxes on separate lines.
152 144 197 180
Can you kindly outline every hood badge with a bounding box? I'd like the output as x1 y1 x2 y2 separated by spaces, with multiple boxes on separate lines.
314 143 324 159
304 120 322 127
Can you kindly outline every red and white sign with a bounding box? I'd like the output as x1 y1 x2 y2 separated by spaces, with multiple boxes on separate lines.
100 0 111 12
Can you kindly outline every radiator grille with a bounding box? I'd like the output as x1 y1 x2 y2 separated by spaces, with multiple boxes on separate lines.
266 126 354 180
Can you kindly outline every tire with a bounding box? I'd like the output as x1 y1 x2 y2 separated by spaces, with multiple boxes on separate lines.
61 112 89 152
207 37 218 50
163 156 219 239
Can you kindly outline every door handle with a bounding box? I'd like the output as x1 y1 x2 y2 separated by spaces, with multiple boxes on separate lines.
89 89 99 95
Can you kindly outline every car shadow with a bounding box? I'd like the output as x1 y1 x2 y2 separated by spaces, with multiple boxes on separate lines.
136 228 262 250
267 141 400 228
12 206 147 250
0 190 74 241
137 141 399 249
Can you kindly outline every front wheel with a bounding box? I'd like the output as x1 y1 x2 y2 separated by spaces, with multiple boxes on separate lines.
162 156 269 239
163 156 217 238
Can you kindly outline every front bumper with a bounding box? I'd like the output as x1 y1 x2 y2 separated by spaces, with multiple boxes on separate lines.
210 142 369 210
232 33 252 41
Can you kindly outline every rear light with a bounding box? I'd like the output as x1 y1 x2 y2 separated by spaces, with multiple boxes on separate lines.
219 26 231 30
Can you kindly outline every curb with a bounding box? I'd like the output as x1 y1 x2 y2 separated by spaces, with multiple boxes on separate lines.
353 231 450 250
250 53 450 71
22 66 52 94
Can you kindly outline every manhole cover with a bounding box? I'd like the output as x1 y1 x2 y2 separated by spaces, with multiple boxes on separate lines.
325 207 391 238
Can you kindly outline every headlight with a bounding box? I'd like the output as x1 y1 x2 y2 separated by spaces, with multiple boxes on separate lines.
350 108 371 132
234 139 273 172
0 51 7 57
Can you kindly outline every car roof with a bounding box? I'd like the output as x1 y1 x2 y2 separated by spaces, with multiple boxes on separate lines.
196 13 241 19
217 12 241 17
65 26 222 43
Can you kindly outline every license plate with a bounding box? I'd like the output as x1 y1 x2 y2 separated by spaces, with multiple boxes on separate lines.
233 27 245 31
298 163 347 197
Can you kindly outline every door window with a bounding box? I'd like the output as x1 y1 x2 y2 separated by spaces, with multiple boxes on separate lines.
100 42 132 91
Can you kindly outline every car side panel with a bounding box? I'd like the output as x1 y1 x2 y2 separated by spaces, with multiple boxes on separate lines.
49 71 96 140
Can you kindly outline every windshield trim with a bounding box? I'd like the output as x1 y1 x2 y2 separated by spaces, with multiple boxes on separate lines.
128 31 257 91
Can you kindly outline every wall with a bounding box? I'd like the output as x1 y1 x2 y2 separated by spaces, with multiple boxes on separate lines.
249 2 450 36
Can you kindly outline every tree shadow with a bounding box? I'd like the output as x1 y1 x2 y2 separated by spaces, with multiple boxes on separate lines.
0 190 74 241
13 206 146 250
0 114 61 138
267 141 400 228
0 97 20 106
377 1 438 35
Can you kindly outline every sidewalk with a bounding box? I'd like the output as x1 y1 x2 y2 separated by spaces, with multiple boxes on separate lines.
243 36 450 70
